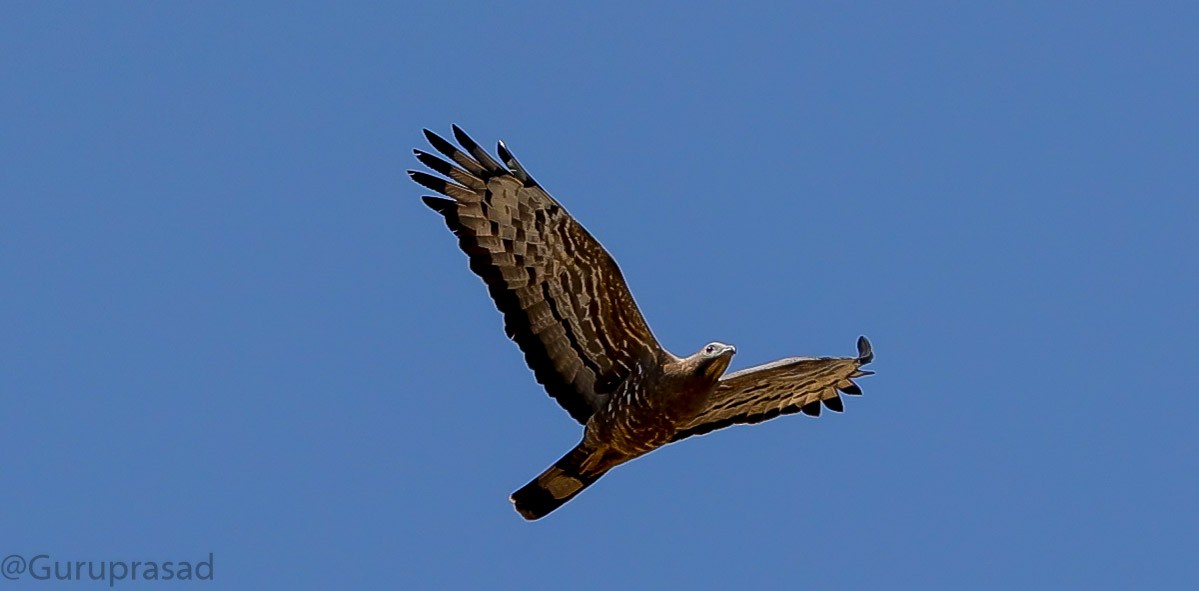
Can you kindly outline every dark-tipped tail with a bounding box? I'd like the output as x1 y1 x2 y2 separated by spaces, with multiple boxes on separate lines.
510 443 610 521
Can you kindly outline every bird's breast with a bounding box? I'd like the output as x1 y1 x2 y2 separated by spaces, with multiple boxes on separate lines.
591 380 709 456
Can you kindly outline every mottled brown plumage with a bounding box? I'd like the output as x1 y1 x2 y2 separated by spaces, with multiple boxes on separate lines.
411 126 875 520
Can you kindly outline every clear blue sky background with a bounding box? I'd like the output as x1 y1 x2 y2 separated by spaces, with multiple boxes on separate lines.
3 2 1197 589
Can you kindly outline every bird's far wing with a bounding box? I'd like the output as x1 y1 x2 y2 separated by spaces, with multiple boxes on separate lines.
671 336 875 442
411 126 663 424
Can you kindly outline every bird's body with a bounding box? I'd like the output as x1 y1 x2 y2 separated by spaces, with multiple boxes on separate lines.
511 344 734 519
593 346 732 455
410 126 874 520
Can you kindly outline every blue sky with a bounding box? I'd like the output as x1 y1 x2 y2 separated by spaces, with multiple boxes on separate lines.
2 2 1196 589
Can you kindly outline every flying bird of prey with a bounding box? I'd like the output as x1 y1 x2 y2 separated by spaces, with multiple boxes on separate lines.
409 126 875 520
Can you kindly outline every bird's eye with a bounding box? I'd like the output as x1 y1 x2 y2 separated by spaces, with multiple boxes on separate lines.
705 345 716 354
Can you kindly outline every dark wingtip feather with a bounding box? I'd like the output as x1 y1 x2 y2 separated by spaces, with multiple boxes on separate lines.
856 336 874 364
414 150 456 177
421 195 455 213
423 128 452 152
801 400 822 417
838 382 862 395
451 124 480 152
496 139 536 186
823 395 844 412
408 170 453 195
451 124 504 173
410 170 470 197
496 139 514 163
424 126 488 177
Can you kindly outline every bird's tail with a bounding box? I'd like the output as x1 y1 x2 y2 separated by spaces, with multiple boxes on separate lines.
510 442 612 520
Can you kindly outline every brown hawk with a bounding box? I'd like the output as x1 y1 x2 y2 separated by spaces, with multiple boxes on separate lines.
410 126 875 520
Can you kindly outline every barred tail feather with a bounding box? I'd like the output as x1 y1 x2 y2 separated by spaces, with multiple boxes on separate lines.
510 443 609 520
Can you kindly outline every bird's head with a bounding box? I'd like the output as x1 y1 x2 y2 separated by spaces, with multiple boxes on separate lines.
692 341 736 381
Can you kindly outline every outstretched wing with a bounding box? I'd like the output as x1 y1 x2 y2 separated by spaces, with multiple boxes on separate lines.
672 336 875 441
411 126 663 424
